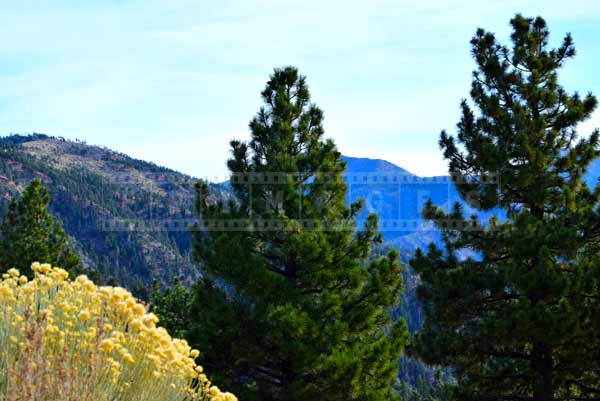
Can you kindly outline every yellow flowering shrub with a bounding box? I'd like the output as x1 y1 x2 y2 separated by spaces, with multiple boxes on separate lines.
0 263 236 401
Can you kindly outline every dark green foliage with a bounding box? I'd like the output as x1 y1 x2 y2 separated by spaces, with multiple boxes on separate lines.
381 243 453 395
411 15 600 401
0 178 79 276
151 278 192 339
394 372 454 401
186 67 408 401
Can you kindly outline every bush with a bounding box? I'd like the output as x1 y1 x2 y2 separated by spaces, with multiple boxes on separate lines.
0 263 236 401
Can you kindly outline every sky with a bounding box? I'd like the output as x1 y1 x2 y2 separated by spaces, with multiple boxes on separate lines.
1 0 599 180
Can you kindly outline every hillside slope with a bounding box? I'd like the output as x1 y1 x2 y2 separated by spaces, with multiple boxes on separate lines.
0 134 227 291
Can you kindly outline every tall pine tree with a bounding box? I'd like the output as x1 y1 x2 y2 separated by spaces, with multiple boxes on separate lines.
0 178 80 276
410 15 600 401
189 66 408 401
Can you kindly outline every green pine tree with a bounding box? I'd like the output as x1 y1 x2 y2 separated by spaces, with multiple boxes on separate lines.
188 66 408 401
0 178 80 276
151 278 192 339
410 15 600 401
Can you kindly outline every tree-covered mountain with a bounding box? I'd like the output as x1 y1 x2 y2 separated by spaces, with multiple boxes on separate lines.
0 134 228 294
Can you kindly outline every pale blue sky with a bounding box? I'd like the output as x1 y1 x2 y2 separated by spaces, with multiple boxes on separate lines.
1 0 599 179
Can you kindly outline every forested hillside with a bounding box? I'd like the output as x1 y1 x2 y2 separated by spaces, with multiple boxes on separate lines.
0 134 228 293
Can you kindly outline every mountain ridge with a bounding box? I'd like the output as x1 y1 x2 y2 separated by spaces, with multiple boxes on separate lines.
0 134 222 292
342 155 415 175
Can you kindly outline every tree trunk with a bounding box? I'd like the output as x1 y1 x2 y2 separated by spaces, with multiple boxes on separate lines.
532 341 554 401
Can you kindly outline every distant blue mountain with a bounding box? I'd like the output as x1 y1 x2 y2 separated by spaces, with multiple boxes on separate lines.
342 156 465 241
342 156 414 175
343 156 600 244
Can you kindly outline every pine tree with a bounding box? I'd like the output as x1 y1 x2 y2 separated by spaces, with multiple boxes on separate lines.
188 66 408 401
151 278 191 339
410 15 600 401
0 178 80 276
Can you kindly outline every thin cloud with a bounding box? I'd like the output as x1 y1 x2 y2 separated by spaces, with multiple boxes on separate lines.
1 0 599 177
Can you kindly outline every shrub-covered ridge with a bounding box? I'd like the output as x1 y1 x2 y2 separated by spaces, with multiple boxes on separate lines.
0 262 236 401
